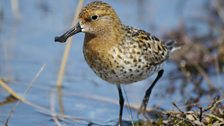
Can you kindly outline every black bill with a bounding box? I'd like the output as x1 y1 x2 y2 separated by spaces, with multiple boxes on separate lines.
55 22 82 43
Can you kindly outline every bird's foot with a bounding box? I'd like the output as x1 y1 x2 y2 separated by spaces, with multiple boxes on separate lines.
138 104 146 115
117 116 122 126
137 104 150 119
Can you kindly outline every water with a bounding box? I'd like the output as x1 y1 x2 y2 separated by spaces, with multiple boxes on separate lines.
0 0 219 125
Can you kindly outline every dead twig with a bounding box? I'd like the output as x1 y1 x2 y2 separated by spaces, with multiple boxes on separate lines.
0 80 25 102
172 102 185 115
56 0 84 87
4 64 46 125
10 0 21 20
194 63 215 90
56 0 84 116
203 97 219 112
50 90 62 126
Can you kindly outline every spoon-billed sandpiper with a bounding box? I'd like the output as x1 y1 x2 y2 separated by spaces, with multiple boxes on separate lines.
55 1 177 125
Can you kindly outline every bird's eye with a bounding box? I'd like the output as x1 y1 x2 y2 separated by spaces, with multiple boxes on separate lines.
91 15 98 21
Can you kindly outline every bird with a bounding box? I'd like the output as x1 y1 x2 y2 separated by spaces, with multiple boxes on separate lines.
55 1 177 125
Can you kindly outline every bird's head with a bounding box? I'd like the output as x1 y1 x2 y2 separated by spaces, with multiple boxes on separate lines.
55 1 122 43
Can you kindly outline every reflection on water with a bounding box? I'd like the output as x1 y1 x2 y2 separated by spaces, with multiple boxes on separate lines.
0 95 17 106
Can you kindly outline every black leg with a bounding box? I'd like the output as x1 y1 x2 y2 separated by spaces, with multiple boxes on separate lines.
138 69 164 115
117 84 124 126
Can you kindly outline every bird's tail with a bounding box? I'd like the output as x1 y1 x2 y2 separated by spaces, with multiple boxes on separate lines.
165 40 180 52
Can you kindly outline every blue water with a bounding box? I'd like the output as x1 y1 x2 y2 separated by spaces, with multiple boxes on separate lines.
0 0 218 125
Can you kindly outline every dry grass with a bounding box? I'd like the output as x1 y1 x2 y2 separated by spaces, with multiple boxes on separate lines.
55 0 84 117
56 0 84 88
10 0 21 20
2 64 45 125
0 80 26 102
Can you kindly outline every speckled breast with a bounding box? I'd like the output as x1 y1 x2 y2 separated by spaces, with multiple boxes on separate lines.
83 41 163 84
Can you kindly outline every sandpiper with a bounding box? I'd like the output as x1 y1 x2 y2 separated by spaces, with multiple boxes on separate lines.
55 1 177 125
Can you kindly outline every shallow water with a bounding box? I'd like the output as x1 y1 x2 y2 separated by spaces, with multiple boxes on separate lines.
0 0 219 125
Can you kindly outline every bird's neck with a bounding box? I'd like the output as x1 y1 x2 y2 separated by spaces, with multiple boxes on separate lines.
84 25 124 47
83 30 123 58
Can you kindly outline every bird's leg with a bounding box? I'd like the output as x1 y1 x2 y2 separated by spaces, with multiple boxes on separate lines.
117 84 124 126
138 69 164 116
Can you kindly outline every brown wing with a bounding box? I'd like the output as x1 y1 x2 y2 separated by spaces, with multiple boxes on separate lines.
125 26 169 65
